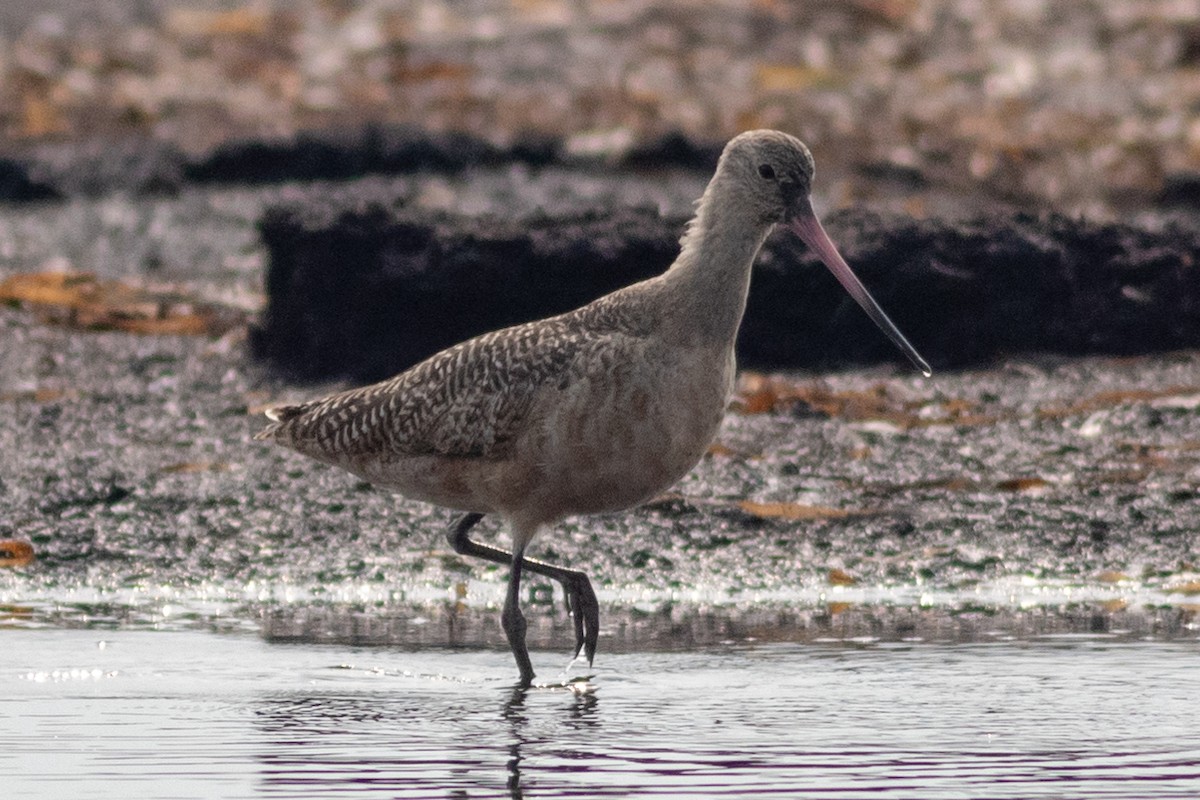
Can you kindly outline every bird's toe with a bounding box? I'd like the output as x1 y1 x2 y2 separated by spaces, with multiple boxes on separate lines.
566 574 600 665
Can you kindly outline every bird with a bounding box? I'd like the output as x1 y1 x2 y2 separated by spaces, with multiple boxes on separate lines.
255 129 930 687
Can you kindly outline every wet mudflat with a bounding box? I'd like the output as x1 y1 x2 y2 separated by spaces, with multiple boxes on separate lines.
4 292 1200 641
1 169 1200 671
5 628 1199 799
1 171 1192 624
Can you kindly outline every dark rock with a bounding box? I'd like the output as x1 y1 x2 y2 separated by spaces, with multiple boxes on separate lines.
506 131 563 167
187 125 519 185
620 130 722 170
1177 22 1200 67
857 160 929 189
0 126 722 197
749 210 1200 369
0 127 744 200
0 126 537 198
20 138 185 197
252 199 1200 382
1157 172 1200 209
187 132 364 185
252 202 680 381
0 157 60 202
189 126 722 186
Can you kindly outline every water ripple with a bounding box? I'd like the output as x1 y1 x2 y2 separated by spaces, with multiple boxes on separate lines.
3 631 1198 799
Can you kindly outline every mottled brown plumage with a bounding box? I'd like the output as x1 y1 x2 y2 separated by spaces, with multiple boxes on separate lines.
257 288 650 462
256 130 929 687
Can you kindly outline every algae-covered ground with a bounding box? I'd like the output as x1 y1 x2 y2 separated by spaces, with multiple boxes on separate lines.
1 175 1197 651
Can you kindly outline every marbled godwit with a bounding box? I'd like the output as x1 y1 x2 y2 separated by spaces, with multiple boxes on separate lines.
256 130 930 687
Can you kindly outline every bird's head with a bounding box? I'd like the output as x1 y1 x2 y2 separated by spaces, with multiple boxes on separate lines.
718 130 931 376
717 129 816 226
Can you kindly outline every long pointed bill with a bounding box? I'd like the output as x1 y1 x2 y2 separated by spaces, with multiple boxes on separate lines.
789 201 932 377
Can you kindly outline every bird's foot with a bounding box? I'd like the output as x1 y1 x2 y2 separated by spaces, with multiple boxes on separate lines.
561 572 600 666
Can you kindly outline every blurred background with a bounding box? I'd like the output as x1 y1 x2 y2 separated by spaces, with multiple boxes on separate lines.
1 0 1198 218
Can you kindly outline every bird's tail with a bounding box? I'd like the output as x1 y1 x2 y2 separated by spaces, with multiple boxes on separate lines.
253 403 307 441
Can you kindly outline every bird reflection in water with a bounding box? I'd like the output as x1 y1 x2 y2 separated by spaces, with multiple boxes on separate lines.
502 679 599 798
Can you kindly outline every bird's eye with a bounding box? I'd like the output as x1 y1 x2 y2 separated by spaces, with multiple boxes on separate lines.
757 164 776 180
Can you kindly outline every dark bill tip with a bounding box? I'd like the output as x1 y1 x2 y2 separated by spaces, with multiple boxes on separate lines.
788 205 931 377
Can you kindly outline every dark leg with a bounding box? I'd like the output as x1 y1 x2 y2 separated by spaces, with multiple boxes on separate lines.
502 545 534 687
447 513 600 668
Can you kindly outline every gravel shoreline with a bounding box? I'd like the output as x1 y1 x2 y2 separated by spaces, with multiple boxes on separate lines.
3 289 1199 643
3 1 1200 217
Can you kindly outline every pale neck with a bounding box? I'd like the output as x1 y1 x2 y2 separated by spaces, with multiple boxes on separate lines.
658 188 774 347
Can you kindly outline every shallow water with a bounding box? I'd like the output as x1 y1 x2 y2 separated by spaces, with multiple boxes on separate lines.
5 629 1199 799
